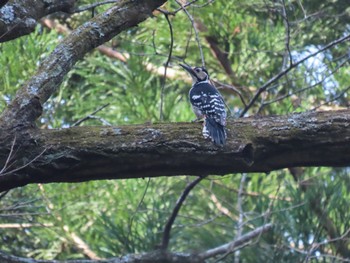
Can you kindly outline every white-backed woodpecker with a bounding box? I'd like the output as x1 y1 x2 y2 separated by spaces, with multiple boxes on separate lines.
180 63 227 145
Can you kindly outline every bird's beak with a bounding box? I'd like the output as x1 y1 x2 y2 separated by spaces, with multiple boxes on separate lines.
179 63 195 77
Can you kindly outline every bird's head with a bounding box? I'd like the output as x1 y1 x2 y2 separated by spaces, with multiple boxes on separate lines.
180 63 209 84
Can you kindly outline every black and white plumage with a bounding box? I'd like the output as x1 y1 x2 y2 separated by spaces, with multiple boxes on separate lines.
180 63 227 145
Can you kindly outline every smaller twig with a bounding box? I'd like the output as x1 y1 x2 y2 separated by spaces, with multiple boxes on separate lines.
296 0 307 18
1 148 48 176
0 190 9 200
161 176 205 250
212 80 247 108
234 174 247 263
214 174 247 263
199 223 273 260
72 103 110 127
159 13 174 121
258 58 349 113
151 30 158 54
127 178 151 239
175 0 205 67
312 86 350 111
73 0 116 13
0 136 16 174
240 33 350 117
87 116 112 126
0 22 20 41
304 227 350 262
281 0 293 68
157 0 214 16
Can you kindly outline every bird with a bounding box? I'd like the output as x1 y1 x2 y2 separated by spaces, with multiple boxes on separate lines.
180 63 227 145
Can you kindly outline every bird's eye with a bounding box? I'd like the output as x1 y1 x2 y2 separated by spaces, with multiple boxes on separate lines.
195 68 200 72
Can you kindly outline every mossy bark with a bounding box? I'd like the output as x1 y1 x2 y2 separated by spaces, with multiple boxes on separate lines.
1 109 350 192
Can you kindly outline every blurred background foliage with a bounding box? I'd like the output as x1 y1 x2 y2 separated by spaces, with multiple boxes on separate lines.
1 0 350 262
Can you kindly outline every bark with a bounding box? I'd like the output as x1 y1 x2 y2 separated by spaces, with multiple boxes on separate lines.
0 0 75 42
0 0 167 129
1 109 350 192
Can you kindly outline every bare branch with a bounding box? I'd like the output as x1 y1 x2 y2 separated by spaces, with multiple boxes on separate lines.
312 86 350 111
0 135 16 174
1 147 48 176
281 0 293 68
212 80 247 108
0 190 9 200
159 13 174 121
240 33 350 117
161 176 205 250
305 227 350 262
72 103 110 127
73 0 116 13
127 178 151 241
258 57 350 113
175 0 205 67
199 223 273 260
234 174 247 263
157 0 214 16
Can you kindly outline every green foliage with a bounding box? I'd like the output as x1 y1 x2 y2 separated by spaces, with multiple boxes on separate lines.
0 27 60 111
1 0 350 262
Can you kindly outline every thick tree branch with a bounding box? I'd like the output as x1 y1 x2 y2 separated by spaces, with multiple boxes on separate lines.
0 0 75 42
1 109 350 192
0 0 167 129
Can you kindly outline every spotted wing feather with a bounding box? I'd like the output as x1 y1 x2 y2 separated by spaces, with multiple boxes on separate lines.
189 82 227 145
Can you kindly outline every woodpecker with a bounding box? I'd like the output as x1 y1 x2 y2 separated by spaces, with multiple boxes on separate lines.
180 63 227 145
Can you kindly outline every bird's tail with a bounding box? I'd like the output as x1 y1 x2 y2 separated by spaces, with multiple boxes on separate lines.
203 117 226 145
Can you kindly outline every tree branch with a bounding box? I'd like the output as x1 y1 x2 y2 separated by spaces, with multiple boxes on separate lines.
0 0 167 129
161 176 205 250
0 222 272 263
198 223 273 260
0 0 75 42
175 0 205 67
159 13 174 121
0 250 202 263
240 33 350 117
1 109 350 192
